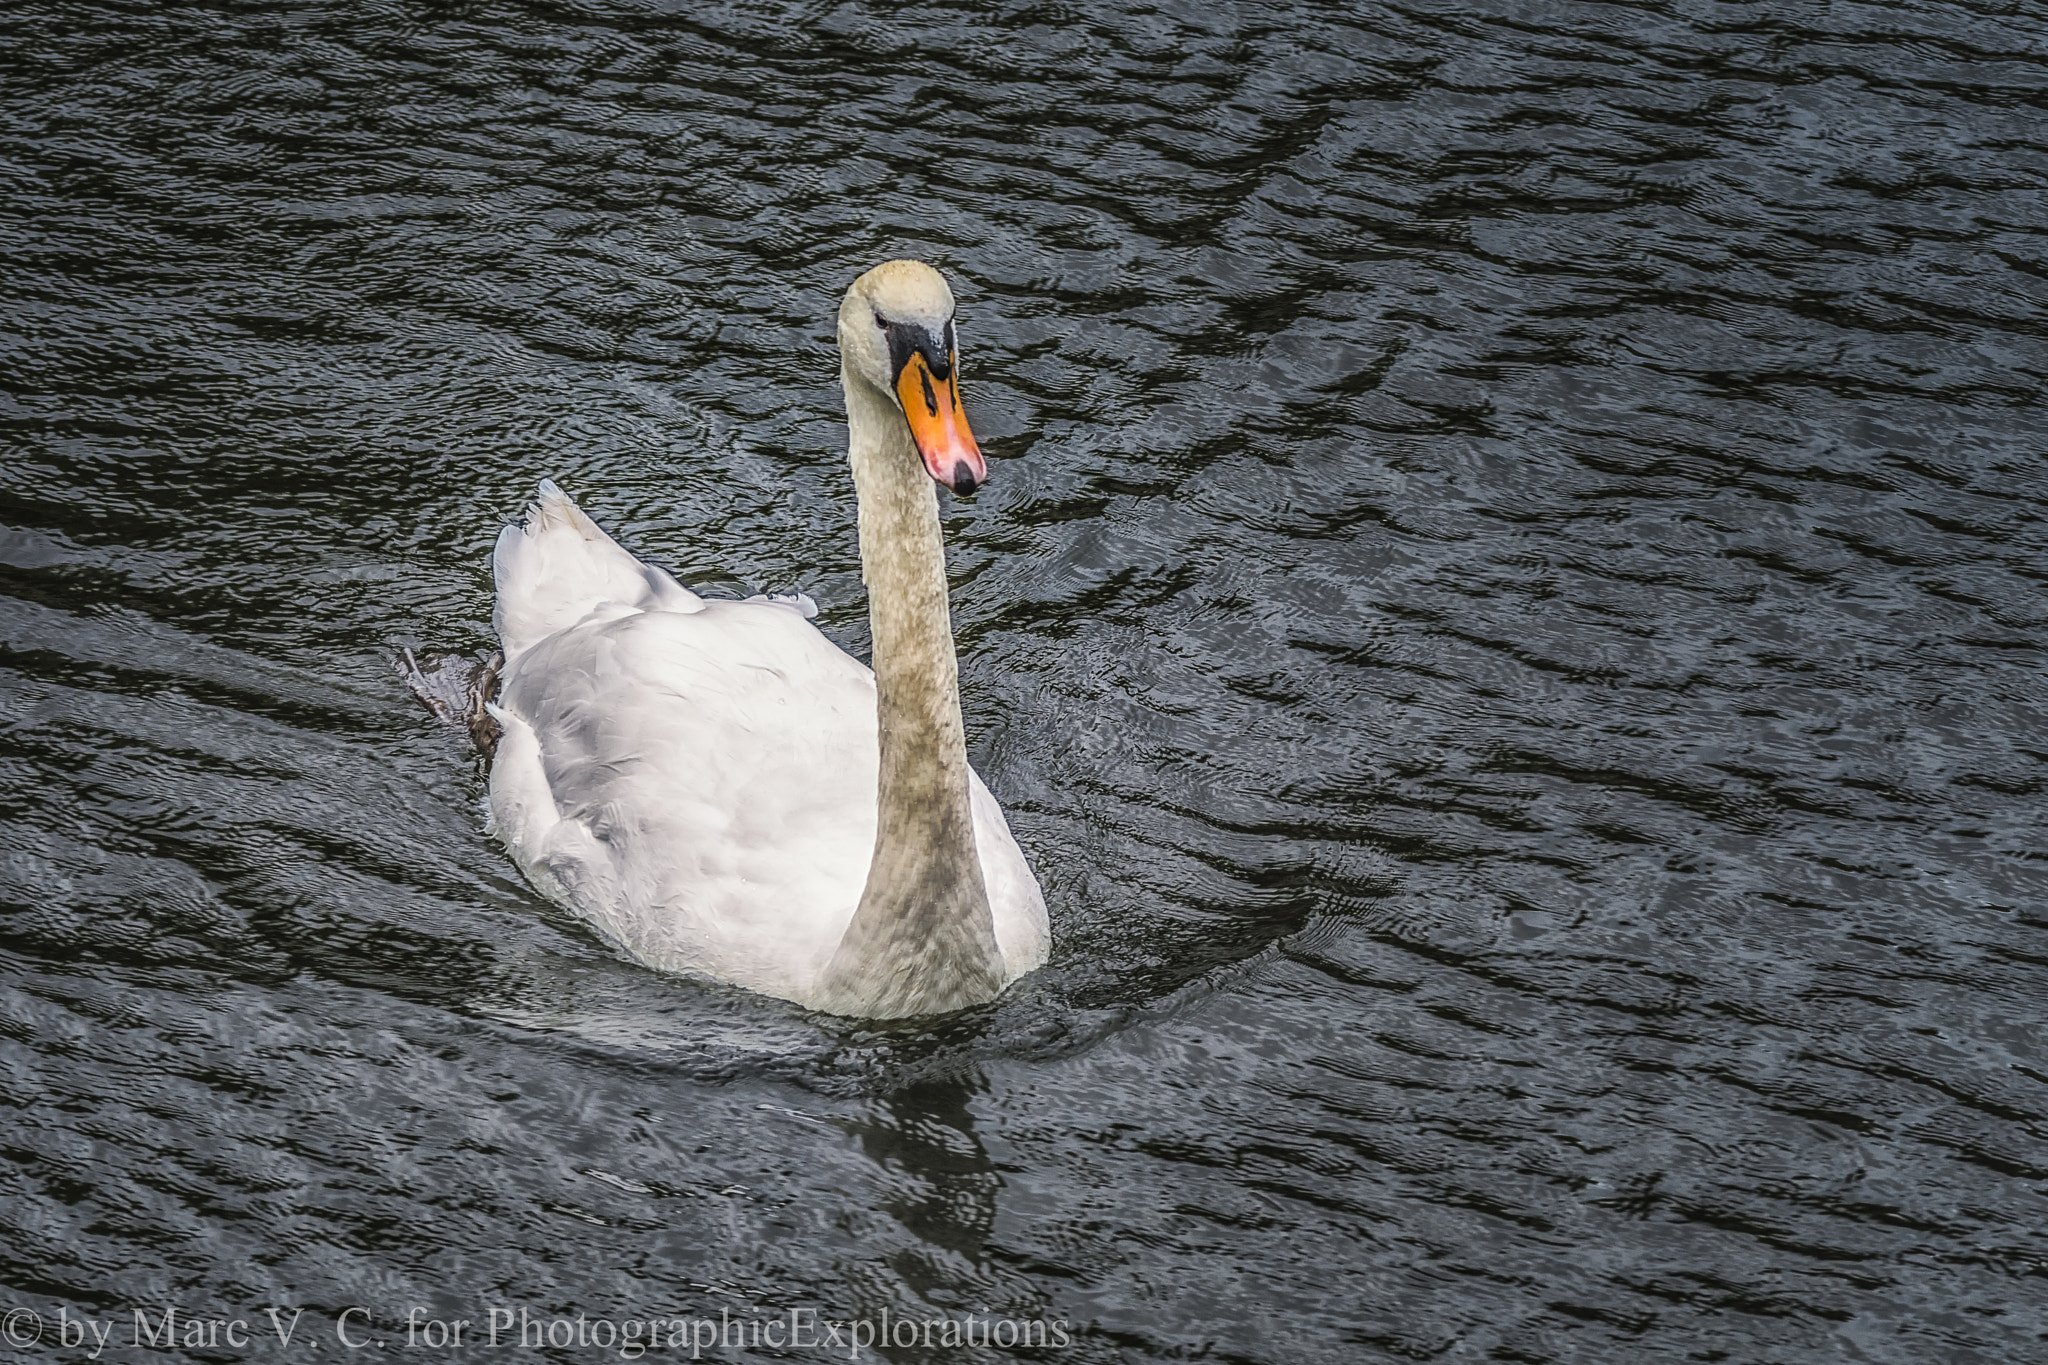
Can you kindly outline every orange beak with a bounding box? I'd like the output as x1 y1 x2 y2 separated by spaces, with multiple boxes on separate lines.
895 351 986 495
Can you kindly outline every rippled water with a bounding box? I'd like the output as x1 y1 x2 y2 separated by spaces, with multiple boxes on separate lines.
4 0 2047 1360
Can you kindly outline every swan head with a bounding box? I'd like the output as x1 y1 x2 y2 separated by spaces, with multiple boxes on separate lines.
838 260 986 496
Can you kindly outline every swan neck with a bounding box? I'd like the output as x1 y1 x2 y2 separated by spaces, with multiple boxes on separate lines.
816 363 1003 1018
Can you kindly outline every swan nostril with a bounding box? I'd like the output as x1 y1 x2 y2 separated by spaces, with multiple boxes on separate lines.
951 462 979 496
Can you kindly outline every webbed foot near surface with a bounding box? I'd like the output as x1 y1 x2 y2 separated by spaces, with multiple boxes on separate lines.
395 647 503 759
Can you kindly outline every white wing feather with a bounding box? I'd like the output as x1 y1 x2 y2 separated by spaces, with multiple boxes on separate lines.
492 479 702 662
487 482 1049 1007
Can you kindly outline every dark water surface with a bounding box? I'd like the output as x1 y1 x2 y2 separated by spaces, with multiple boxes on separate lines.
4 0 2047 1360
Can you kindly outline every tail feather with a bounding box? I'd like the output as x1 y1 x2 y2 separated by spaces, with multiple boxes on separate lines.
493 479 701 661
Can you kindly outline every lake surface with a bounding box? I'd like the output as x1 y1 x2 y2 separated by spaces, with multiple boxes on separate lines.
3 0 2047 1360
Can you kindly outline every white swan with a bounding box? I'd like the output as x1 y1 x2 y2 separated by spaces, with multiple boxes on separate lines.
483 260 1049 1019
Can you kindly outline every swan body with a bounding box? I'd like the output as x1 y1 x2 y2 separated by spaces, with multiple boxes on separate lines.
485 261 1049 1017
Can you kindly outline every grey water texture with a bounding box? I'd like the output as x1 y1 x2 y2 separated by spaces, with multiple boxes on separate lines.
2 0 2046 1362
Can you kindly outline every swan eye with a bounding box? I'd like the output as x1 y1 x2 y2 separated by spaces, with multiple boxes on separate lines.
873 311 888 330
